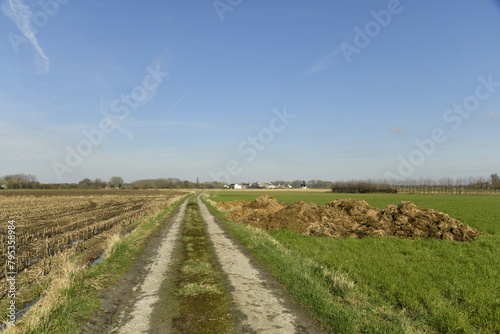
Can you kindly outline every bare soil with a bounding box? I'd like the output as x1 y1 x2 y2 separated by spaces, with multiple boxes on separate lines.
217 195 482 241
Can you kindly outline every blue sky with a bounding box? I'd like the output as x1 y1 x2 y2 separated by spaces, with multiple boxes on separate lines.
1 0 499 183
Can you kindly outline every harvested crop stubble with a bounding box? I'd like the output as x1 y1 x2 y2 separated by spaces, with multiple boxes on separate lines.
0 193 178 284
217 195 482 241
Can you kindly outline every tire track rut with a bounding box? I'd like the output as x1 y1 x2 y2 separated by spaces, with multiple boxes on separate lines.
114 198 188 333
198 196 325 334
81 195 325 333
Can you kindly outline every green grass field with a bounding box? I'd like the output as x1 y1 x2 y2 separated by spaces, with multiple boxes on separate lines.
207 190 500 333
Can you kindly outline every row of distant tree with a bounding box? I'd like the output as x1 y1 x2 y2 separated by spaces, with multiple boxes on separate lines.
1 174 500 193
329 174 500 194
0 174 219 190
0 174 127 190
275 175 500 192
129 178 220 189
0 174 40 189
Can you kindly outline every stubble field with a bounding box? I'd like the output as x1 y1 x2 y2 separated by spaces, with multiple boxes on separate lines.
0 189 184 328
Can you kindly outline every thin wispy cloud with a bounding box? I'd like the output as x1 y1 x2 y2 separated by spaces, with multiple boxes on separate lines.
390 127 404 134
165 94 187 114
487 112 497 119
129 119 224 132
99 94 133 140
147 12 172 20
2 0 50 74
304 48 344 75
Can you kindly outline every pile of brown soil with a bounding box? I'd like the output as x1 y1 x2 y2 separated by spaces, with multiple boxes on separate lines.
217 196 482 241
218 195 287 225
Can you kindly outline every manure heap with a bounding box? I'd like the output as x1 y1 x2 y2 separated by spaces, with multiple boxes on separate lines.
218 195 482 241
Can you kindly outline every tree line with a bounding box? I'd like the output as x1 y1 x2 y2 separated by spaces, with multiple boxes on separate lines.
0 174 220 190
0 174 127 190
1 173 499 193
329 174 500 194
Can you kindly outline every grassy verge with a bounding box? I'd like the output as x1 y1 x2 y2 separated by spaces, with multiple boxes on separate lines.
270 229 499 333
171 196 235 333
203 194 500 333
5 194 189 334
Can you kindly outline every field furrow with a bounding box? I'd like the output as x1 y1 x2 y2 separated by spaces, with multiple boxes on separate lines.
0 190 184 317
